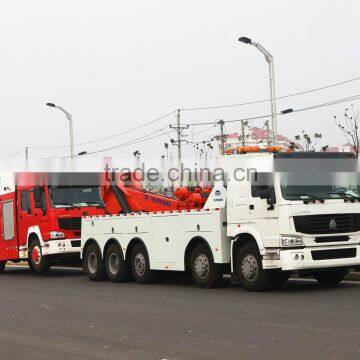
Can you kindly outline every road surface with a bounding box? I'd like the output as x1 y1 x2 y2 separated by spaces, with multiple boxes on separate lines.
1 266 360 360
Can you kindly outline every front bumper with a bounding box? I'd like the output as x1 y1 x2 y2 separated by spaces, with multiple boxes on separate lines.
276 245 360 271
42 238 81 256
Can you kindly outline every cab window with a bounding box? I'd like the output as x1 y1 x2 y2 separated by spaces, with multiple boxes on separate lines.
20 190 31 214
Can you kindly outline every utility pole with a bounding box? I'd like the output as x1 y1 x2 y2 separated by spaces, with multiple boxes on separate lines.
265 120 270 146
176 109 181 162
241 120 246 147
170 109 189 185
25 146 29 160
218 119 225 155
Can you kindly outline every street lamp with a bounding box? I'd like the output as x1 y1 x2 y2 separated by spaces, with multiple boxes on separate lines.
46 103 74 159
238 37 278 145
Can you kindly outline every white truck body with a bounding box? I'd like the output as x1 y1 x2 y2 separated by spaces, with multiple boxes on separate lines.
81 152 360 289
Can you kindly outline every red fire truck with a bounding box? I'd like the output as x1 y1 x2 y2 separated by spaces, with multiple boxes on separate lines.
0 172 106 273
0 171 211 274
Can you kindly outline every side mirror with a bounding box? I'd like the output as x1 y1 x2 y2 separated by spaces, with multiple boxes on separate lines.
266 188 276 210
258 187 270 199
258 186 276 210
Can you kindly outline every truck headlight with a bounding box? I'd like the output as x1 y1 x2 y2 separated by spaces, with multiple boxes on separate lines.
281 235 303 247
50 231 65 239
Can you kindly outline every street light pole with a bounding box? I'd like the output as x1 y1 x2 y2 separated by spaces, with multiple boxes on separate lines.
238 37 278 145
46 103 74 159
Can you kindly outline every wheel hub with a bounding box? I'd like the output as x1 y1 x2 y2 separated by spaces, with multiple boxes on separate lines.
32 246 41 265
134 253 146 277
88 252 98 274
108 253 120 275
194 254 210 280
241 254 258 281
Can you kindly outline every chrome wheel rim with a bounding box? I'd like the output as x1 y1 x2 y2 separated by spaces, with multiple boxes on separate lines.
134 253 146 277
88 252 98 274
241 254 258 282
194 254 210 280
109 253 120 275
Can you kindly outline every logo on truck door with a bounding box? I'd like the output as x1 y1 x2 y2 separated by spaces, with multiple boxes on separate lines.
329 219 337 230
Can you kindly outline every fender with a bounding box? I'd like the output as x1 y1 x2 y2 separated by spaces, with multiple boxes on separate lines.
228 225 265 253
124 237 148 265
229 227 264 274
82 238 103 259
26 226 44 247
104 238 125 259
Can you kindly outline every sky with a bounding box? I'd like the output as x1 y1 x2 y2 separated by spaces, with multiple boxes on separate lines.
1 0 360 160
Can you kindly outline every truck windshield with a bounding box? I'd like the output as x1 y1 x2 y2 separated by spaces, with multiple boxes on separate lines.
49 186 104 208
281 185 360 201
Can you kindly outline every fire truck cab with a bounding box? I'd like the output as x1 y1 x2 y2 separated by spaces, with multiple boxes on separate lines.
0 172 105 273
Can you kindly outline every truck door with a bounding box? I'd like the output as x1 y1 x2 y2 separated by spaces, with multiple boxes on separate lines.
0 196 19 261
17 189 33 246
248 173 279 247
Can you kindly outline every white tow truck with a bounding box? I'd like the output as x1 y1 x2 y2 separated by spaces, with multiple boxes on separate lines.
81 151 360 290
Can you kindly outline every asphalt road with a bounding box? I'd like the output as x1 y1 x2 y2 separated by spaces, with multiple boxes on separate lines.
1 267 360 360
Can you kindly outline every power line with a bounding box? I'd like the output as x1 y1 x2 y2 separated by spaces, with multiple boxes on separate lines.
26 76 360 150
179 76 360 111
7 77 360 156
181 94 360 127
85 128 176 156
6 147 26 158
34 127 174 159
33 93 360 158
30 110 177 149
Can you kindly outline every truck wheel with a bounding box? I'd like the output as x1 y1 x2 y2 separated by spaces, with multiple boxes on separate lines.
131 243 153 284
83 243 106 281
0 261 6 272
237 242 273 291
190 244 222 288
105 243 129 282
28 239 51 274
314 269 347 287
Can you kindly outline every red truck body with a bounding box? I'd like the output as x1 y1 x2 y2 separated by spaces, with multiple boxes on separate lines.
0 173 106 271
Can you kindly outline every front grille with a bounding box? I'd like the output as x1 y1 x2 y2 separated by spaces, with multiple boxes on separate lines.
314 236 350 243
293 214 360 234
311 248 356 260
58 217 82 231
71 240 81 247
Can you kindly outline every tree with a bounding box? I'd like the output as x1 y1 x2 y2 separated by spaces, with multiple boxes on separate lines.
294 131 326 152
334 104 359 157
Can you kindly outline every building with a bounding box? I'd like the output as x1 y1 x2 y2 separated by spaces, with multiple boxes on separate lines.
225 126 293 153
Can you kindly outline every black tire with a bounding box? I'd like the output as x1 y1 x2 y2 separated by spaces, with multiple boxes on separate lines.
83 243 106 281
0 261 6 272
131 243 153 284
236 242 274 291
314 269 347 287
105 242 130 282
28 239 51 274
190 243 222 288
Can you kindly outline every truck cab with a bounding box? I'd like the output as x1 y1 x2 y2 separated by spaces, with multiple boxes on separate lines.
225 151 360 289
0 173 106 273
